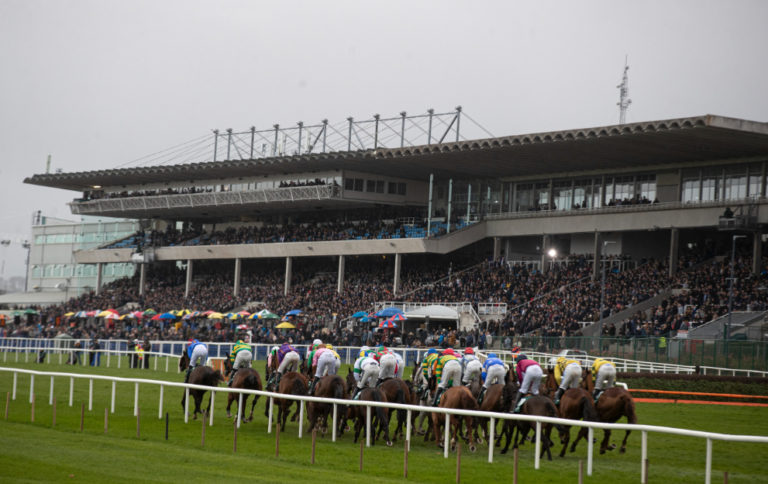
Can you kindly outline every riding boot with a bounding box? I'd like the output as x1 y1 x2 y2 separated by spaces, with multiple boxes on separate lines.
432 387 444 407
592 389 601 401
477 386 487 406
511 391 523 413
554 388 564 405
275 372 282 386
184 367 192 384
227 371 235 387
375 378 383 388
352 387 362 400
308 377 318 395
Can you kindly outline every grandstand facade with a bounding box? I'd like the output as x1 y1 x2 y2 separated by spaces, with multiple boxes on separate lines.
22 113 768 338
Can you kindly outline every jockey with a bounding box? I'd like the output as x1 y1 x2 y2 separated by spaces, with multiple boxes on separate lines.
358 345 371 359
511 353 543 411
417 348 440 397
461 347 482 385
554 356 583 405
479 352 505 405
308 344 341 395
185 339 208 383
307 339 324 373
590 357 617 400
431 348 461 406
352 352 380 400
375 345 397 386
271 342 301 387
227 338 253 387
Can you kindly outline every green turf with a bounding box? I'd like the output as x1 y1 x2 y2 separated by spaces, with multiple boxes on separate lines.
1 358 767 483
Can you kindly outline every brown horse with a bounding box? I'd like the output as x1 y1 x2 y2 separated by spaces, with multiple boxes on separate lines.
275 371 308 430
583 371 637 454
473 383 505 445
179 352 224 420
499 393 560 461
307 374 347 437
545 371 598 457
346 386 393 447
431 386 478 453
376 378 411 441
223 359 262 423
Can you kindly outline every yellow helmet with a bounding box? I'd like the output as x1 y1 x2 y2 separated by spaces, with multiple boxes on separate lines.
557 356 566 365
326 344 333 350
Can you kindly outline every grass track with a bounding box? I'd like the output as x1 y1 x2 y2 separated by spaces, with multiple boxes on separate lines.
1 359 767 483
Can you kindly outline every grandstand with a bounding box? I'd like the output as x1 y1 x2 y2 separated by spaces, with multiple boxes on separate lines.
21 112 768 348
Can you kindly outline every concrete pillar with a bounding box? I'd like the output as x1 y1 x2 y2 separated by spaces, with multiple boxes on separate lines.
592 232 601 282
284 257 292 296
540 235 550 274
753 231 763 276
233 258 242 297
185 259 193 298
493 237 502 261
138 263 146 296
95 263 103 295
393 253 402 296
337 255 345 294
668 228 679 278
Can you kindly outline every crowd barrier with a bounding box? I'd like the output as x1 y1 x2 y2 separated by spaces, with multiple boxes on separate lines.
2 337 768 378
2 366 767 484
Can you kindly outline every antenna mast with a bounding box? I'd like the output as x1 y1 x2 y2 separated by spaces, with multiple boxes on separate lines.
617 56 632 125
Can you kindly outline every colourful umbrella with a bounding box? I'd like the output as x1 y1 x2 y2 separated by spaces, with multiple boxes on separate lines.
183 311 201 320
207 312 225 319
102 313 121 320
85 310 98 317
227 312 242 320
97 309 119 317
257 310 280 320
285 309 302 316
389 313 407 322
379 319 398 329
143 309 157 317
275 321 296 329
74 311 88 318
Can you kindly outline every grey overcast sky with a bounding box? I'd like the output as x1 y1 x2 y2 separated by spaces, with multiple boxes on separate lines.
1 0 767 278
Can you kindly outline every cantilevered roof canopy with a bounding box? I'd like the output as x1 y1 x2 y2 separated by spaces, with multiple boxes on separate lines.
24 115 768 192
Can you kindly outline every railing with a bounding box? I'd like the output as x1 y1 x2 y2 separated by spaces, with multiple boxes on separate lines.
3 337 768 379
70 185 342 215
2 365 766 484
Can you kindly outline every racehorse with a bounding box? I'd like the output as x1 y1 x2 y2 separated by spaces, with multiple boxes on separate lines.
376 377 412 441
179 352 224 420
275 371 308 430
346 386 393 447
307 375 347 437
545 371 598 457
499 392 560 461
583 370 637 454
473 383 505 445
223 359 262 423
431 385 478 453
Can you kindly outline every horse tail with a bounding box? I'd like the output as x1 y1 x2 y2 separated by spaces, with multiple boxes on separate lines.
580 395 599 422
245 373 260 390
624 393 638 425
292 377 306 395
370 389 389 428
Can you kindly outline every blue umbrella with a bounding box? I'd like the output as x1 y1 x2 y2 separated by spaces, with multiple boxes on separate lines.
361 316 374 323
375 307 403 318
158 312 176 319
285 309 303 316
352 311 368 318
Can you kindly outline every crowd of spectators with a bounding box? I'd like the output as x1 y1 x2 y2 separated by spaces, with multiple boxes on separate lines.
6 242 768 349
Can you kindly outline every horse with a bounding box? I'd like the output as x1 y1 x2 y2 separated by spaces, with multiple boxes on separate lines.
376 377 411 441
346 386 392 447
473 383 505 445
275 371 308 430
430 386 478 453
223 359 262 423
499 392 560 461
545 371 598 457
179 352 224 420
307 375 347 437
583 370 638 454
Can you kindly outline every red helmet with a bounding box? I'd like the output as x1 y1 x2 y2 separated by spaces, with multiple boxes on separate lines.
511 346 521 353
442 348 455 356
464 347 474 355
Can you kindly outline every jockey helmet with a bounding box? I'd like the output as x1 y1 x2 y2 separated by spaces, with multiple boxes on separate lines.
487 353 498 359
511 346 521 353
442 348 456 356
270 346 279 354
313 339 323 346
464 347 474 355
557 356 566 365
515 353 528 362
427 348 438 355
325 344 333 350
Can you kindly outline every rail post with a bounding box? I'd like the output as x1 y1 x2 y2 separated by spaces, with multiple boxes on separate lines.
158 385 164 419
535 421 542 469
488 416 495 463
49 376 54 405
587 427 594 476
641 430 648 483
705 438 713 484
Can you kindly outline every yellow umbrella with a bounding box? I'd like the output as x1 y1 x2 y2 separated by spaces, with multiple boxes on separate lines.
275 321 296 329
63 312 75 317
207 312 225 319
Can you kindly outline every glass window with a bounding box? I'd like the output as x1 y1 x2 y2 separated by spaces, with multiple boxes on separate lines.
748 167 762 198
614 176 634 203
515 183 534 211
344 178 354 190
637 175 656 202
32 266 41 278
553 181 572 211
354 179 363 191
35 235 44 244
388 182 397 194
724 169 747 201
534 182 550 210
376 180 385 193
366 180 376 192
397 183 406 195
701 175 718 201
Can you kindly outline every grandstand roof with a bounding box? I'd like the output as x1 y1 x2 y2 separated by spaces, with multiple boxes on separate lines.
24 114 768 191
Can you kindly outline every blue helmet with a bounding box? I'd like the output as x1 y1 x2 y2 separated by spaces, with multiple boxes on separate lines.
487 352 498 359
515 353 528 362
427 348 438 355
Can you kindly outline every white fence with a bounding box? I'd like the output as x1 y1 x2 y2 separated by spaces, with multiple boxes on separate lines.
2 337 768 378
2 366 766 484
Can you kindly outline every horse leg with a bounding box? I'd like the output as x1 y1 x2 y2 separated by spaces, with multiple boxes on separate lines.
600 429 612 454
248 395 258 422
570 426 589 453
559 426 570 458
466 416 477 452
619 429 631 454
290 400 300 421
226 393 234 418
431 413 443 448
543 424 554 461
